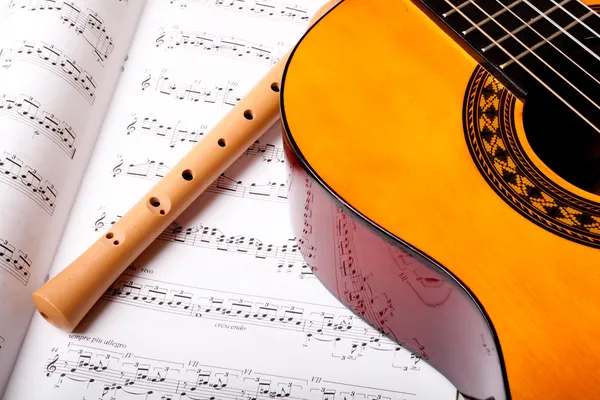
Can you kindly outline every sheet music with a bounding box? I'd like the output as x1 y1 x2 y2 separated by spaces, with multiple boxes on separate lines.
2 1 458 398
0 0 145 394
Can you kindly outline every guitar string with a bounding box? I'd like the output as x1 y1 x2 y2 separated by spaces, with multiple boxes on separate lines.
548 0 600 38
453 0 600 115
451 0 600 66
498 11 596 67
478 0 570 41
469 0 600 103
463 0 600 66
486 0 600 84
441 0 600 134
516 0 600 63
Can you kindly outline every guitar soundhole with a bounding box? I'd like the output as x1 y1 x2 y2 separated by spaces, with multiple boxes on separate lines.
521 37 600 196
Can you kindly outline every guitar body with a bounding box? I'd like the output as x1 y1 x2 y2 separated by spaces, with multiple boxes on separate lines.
280 0 600 399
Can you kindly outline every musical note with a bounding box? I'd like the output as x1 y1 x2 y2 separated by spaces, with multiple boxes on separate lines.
125 114 208 148
155 28 289 66
0 93 77 159
0 40 97 104
0 237 32 285
141 69 242 107
328 207 435 365
125 115 287 162
168 0 310 24
9 1 114 64
111 153 288 202
126 115 288 162
94 211 304 265
45 342 413 399
0 150 58 215
101 274 413 362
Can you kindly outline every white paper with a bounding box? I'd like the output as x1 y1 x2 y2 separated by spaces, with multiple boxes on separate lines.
2 1 458 398
0 0 144 393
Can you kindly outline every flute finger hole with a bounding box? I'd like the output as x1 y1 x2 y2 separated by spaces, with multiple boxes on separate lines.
243 110 254 120
218 138 226 147
105 232 114 239
147 195 171 216
150 197 160 207
182 169 193 181
270 82 280 92
113 240 120 246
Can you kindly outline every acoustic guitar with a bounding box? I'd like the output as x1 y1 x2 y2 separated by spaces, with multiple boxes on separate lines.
279 0 600 399
30 0 600 398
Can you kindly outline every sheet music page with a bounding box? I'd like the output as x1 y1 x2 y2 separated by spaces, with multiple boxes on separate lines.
3 1 458 399
0 0 145 394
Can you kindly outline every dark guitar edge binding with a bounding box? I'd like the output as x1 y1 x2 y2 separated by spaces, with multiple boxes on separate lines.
278 2 512 399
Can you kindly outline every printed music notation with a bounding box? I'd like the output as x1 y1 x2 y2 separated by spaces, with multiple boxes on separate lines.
126 115 209 148
111 155 288 203
0 150 58 215
0 41 97 105
332 206 402 347
93 212 306 268
126 114 287 157
141 69 242 107
44 342 414 400
168 0 310 24
156 28 288 66
329 206 444 365
9 0 114 64
0 93 77 159
387 245 453 308
0 237 32 286
101 274 420 363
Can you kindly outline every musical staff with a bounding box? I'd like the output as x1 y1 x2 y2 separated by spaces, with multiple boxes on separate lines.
101 274 416 363
9 0 114 64
0 237 32 286
0 40 97 105
168 0 310 24
126 114 209 148
94 211 305 267
141 69 242 107
111 152 288 203
45 342 417 400
0 93 77 159
125 114 285 161
155 28 288 66
0 150 58 215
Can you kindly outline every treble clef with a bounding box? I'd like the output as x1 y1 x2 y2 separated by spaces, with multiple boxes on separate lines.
126 117 137 134
45 353 58 377
94 212 106 231
112 158 123 177
141 74 151 91
156 31 165 47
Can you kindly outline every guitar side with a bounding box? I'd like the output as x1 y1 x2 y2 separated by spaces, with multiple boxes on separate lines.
280 0 600 399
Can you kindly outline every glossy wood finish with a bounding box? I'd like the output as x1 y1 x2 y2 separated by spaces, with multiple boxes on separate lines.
280 0 600 398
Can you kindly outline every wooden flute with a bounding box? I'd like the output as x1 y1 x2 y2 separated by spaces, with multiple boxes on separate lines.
31 0 340 332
